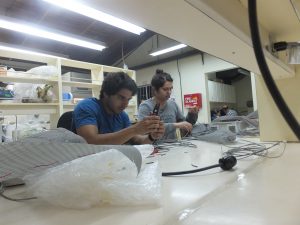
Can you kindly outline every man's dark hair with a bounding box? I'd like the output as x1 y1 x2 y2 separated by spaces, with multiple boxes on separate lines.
151 69 173 91
100 72 137 99
222 105 229 110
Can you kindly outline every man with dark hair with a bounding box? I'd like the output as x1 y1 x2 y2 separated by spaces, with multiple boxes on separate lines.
138 69 198 140
222 105 238 117
73 72 164 145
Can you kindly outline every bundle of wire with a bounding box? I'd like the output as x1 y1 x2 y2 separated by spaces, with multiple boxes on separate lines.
222 140 286 160
154 139 198 150
154 123 236 150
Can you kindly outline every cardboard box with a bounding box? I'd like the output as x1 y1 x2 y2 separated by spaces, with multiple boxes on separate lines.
0 66 7 76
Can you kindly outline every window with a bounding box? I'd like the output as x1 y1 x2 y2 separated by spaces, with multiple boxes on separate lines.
137 85 152 105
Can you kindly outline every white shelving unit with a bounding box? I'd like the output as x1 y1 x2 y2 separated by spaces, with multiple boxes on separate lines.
0 49 137 128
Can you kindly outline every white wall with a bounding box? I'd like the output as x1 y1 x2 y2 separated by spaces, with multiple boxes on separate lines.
256 69 300 141
232 75 253 114
136 53 236 123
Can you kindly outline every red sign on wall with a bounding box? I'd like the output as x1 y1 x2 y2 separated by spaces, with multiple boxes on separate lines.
184 93 202 108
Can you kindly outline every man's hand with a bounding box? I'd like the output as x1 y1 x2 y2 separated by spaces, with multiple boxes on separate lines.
133 116 160 135
150 121 165 140
175 121 193 133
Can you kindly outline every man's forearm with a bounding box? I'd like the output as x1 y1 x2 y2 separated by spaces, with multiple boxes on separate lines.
186 112 198 125
86 126 137 145
130 134 153 145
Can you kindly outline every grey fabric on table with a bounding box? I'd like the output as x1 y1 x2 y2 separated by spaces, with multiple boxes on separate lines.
212 111 259 136
191 127 236 144
247 110 258 119
191 123 209 135
156 123 236 144
19 128 87 143
213 110 259 126
213 115 258 128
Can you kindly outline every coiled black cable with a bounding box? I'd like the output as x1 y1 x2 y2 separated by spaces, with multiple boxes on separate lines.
162 156 237 176
0 182 36 202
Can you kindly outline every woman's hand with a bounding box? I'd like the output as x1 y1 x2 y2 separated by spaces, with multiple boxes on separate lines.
174 121 193 132
150 121 165 140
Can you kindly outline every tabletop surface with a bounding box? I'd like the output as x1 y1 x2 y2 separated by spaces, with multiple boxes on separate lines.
1 139 299 225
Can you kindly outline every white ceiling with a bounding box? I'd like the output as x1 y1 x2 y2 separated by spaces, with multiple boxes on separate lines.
240 0 300 40
116 34 196 69
88 0 298 79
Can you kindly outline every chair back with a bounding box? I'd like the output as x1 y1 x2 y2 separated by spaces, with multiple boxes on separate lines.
57 111 74 131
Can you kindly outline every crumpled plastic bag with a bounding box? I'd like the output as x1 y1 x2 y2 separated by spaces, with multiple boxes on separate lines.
134 144 154 159
26 65 58 77
13 83 55 102
24 149 161 209
13 66 57 101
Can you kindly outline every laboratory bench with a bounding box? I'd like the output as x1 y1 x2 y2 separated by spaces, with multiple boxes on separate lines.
0 139 299 225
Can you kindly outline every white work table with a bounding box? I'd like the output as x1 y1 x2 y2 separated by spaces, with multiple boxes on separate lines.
0 139 299 225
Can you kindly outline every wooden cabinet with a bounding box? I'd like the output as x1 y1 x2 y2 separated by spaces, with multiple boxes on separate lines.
0 48 137 128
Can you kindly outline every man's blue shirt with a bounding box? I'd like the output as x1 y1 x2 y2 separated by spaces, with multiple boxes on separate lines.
73 97 131 133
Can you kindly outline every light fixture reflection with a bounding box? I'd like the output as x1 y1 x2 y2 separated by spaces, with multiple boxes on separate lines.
43 0 146 35
0 18 105 51
150 44 187 56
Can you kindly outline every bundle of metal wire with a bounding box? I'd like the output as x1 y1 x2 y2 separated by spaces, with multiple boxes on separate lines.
222 140 285 160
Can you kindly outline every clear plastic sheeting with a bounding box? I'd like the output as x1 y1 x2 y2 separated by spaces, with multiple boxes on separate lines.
25 65 58 77
134 144 154 159
191 127 236 144
0 141 142 182
24 149 161 209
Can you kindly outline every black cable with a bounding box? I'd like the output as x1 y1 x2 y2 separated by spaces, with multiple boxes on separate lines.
162 164 220 176
0 182 37 202
162 156 237 176
161 140 284 176
248 0 300 140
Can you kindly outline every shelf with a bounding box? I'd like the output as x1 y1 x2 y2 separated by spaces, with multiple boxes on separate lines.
103 65 135 76
62 81 100 88
0 103 58 105
0 103 59 115
0 74 58 84
0 49 137 127
63 104 75 113
63 103 76 109
60 58 101 70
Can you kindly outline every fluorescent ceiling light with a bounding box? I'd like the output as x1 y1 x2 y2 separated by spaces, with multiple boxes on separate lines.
43 0 146 35
150 44 187 56
0 18 105 51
